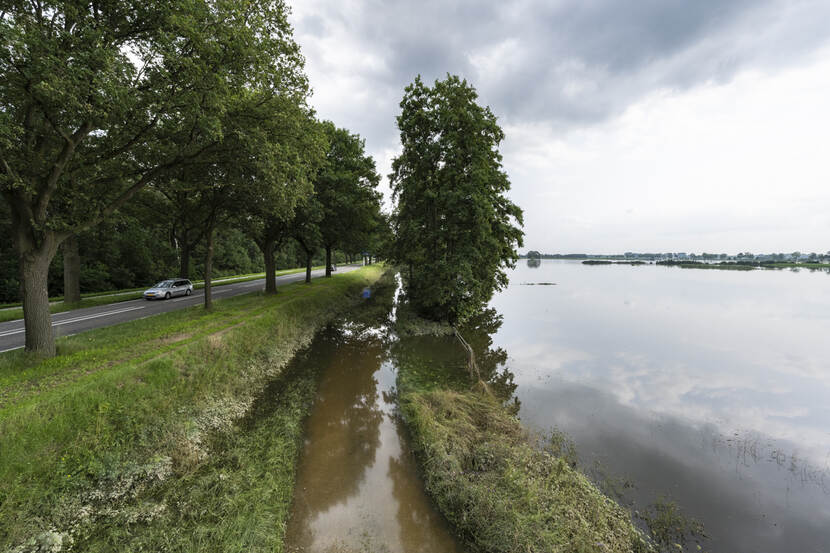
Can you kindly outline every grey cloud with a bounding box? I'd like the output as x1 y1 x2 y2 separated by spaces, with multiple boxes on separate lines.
298 14 327 37
298 0 830 138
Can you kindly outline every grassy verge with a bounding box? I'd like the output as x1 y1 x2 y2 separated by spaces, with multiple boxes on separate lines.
395 332 649 552
0 266 326 324
0 265 384 553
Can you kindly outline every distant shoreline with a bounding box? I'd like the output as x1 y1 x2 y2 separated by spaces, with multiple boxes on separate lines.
571 259 830 271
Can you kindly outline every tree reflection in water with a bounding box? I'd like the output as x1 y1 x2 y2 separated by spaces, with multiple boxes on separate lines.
285 326 386 550
461 308 519 408
286 275 464 553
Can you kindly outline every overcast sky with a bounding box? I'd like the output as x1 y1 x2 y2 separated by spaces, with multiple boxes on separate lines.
289 0 830 254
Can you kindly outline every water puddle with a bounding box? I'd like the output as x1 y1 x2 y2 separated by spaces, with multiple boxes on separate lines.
285 288 463 552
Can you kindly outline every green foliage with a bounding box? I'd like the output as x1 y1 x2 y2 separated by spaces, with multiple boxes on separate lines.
0 0 311 353
315 121 382 254
639 498 707 551
0 0 307 235
389 75 524 324
0 265 386 551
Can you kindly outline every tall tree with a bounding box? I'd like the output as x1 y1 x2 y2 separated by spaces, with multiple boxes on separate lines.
0 0 307 355
61 234 81 303
291 197 323 284
242 106 327 293
390 75 524 324
315 122 382 277
156 182 207 280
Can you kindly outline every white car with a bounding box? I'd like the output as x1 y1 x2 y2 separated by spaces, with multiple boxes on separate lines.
143 279 193 300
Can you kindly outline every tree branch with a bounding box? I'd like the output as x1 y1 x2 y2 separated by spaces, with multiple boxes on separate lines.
34 121 93 220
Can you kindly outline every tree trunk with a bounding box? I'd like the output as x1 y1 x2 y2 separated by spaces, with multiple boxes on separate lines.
179 236 191 279
204 225 214 310
305 250 312 283
62 234 81 304
325 245 332 278
262 238 277 294
19 241 59 356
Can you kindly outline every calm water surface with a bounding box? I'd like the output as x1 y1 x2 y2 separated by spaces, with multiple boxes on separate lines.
285 290 463 553
490 260 830 552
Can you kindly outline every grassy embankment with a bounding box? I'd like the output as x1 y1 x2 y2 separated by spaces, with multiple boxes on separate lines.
0 265 384 553
394 321 649 552
0 266 326 324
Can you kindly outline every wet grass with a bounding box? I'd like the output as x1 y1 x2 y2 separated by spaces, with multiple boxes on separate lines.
397 385 650 553
391 314 649 553
0 265 385 552
638 498 707 552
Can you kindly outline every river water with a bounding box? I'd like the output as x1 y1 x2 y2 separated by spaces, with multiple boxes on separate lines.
490 260 830 552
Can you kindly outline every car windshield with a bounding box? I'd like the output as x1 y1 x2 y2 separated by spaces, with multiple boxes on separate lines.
153 281 173 288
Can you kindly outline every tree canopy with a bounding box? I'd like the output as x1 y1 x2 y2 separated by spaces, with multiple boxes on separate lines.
389 75 524 324
0 0 310 354
315 121 382 277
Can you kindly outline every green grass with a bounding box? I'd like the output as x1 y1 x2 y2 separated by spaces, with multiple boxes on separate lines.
393 314 650 553
0 265 385 552
0 266 325 324
397 385 649 553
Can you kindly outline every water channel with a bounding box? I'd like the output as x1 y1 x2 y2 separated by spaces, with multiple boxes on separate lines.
284 282 464 553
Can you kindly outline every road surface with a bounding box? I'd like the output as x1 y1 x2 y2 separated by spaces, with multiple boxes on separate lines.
0 266 360 354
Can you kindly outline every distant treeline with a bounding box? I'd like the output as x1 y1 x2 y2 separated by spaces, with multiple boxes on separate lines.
523 252 588 259
582 260 647 266
656 260 829 271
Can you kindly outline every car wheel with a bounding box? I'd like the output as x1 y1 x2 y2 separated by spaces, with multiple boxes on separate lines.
186 289 192 296
165 292 171 299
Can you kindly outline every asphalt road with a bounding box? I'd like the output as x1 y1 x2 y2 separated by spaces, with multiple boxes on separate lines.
0 265 360 354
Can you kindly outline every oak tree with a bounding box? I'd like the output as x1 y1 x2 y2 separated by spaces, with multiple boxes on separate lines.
0 0 307 354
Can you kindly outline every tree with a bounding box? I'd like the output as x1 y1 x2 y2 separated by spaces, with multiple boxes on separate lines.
315 122 382 277
241 106 327 294
291 197 323 284
163 90 318 309
389 75 524 324
0 0 307 355
61 234 81 303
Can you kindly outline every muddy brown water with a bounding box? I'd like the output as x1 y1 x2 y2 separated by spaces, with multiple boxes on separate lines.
284 316 464 553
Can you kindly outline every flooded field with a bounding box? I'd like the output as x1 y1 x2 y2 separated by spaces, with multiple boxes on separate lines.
283 262 830 552
285 288 463 553
489 260 830 553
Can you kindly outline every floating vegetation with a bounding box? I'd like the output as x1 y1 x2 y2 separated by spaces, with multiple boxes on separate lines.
638 497 708 552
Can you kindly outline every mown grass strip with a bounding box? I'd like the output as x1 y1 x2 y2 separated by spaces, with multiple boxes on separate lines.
0 265 384 552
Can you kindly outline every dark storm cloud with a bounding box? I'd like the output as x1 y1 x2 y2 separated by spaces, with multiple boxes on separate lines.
298 0 830 132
